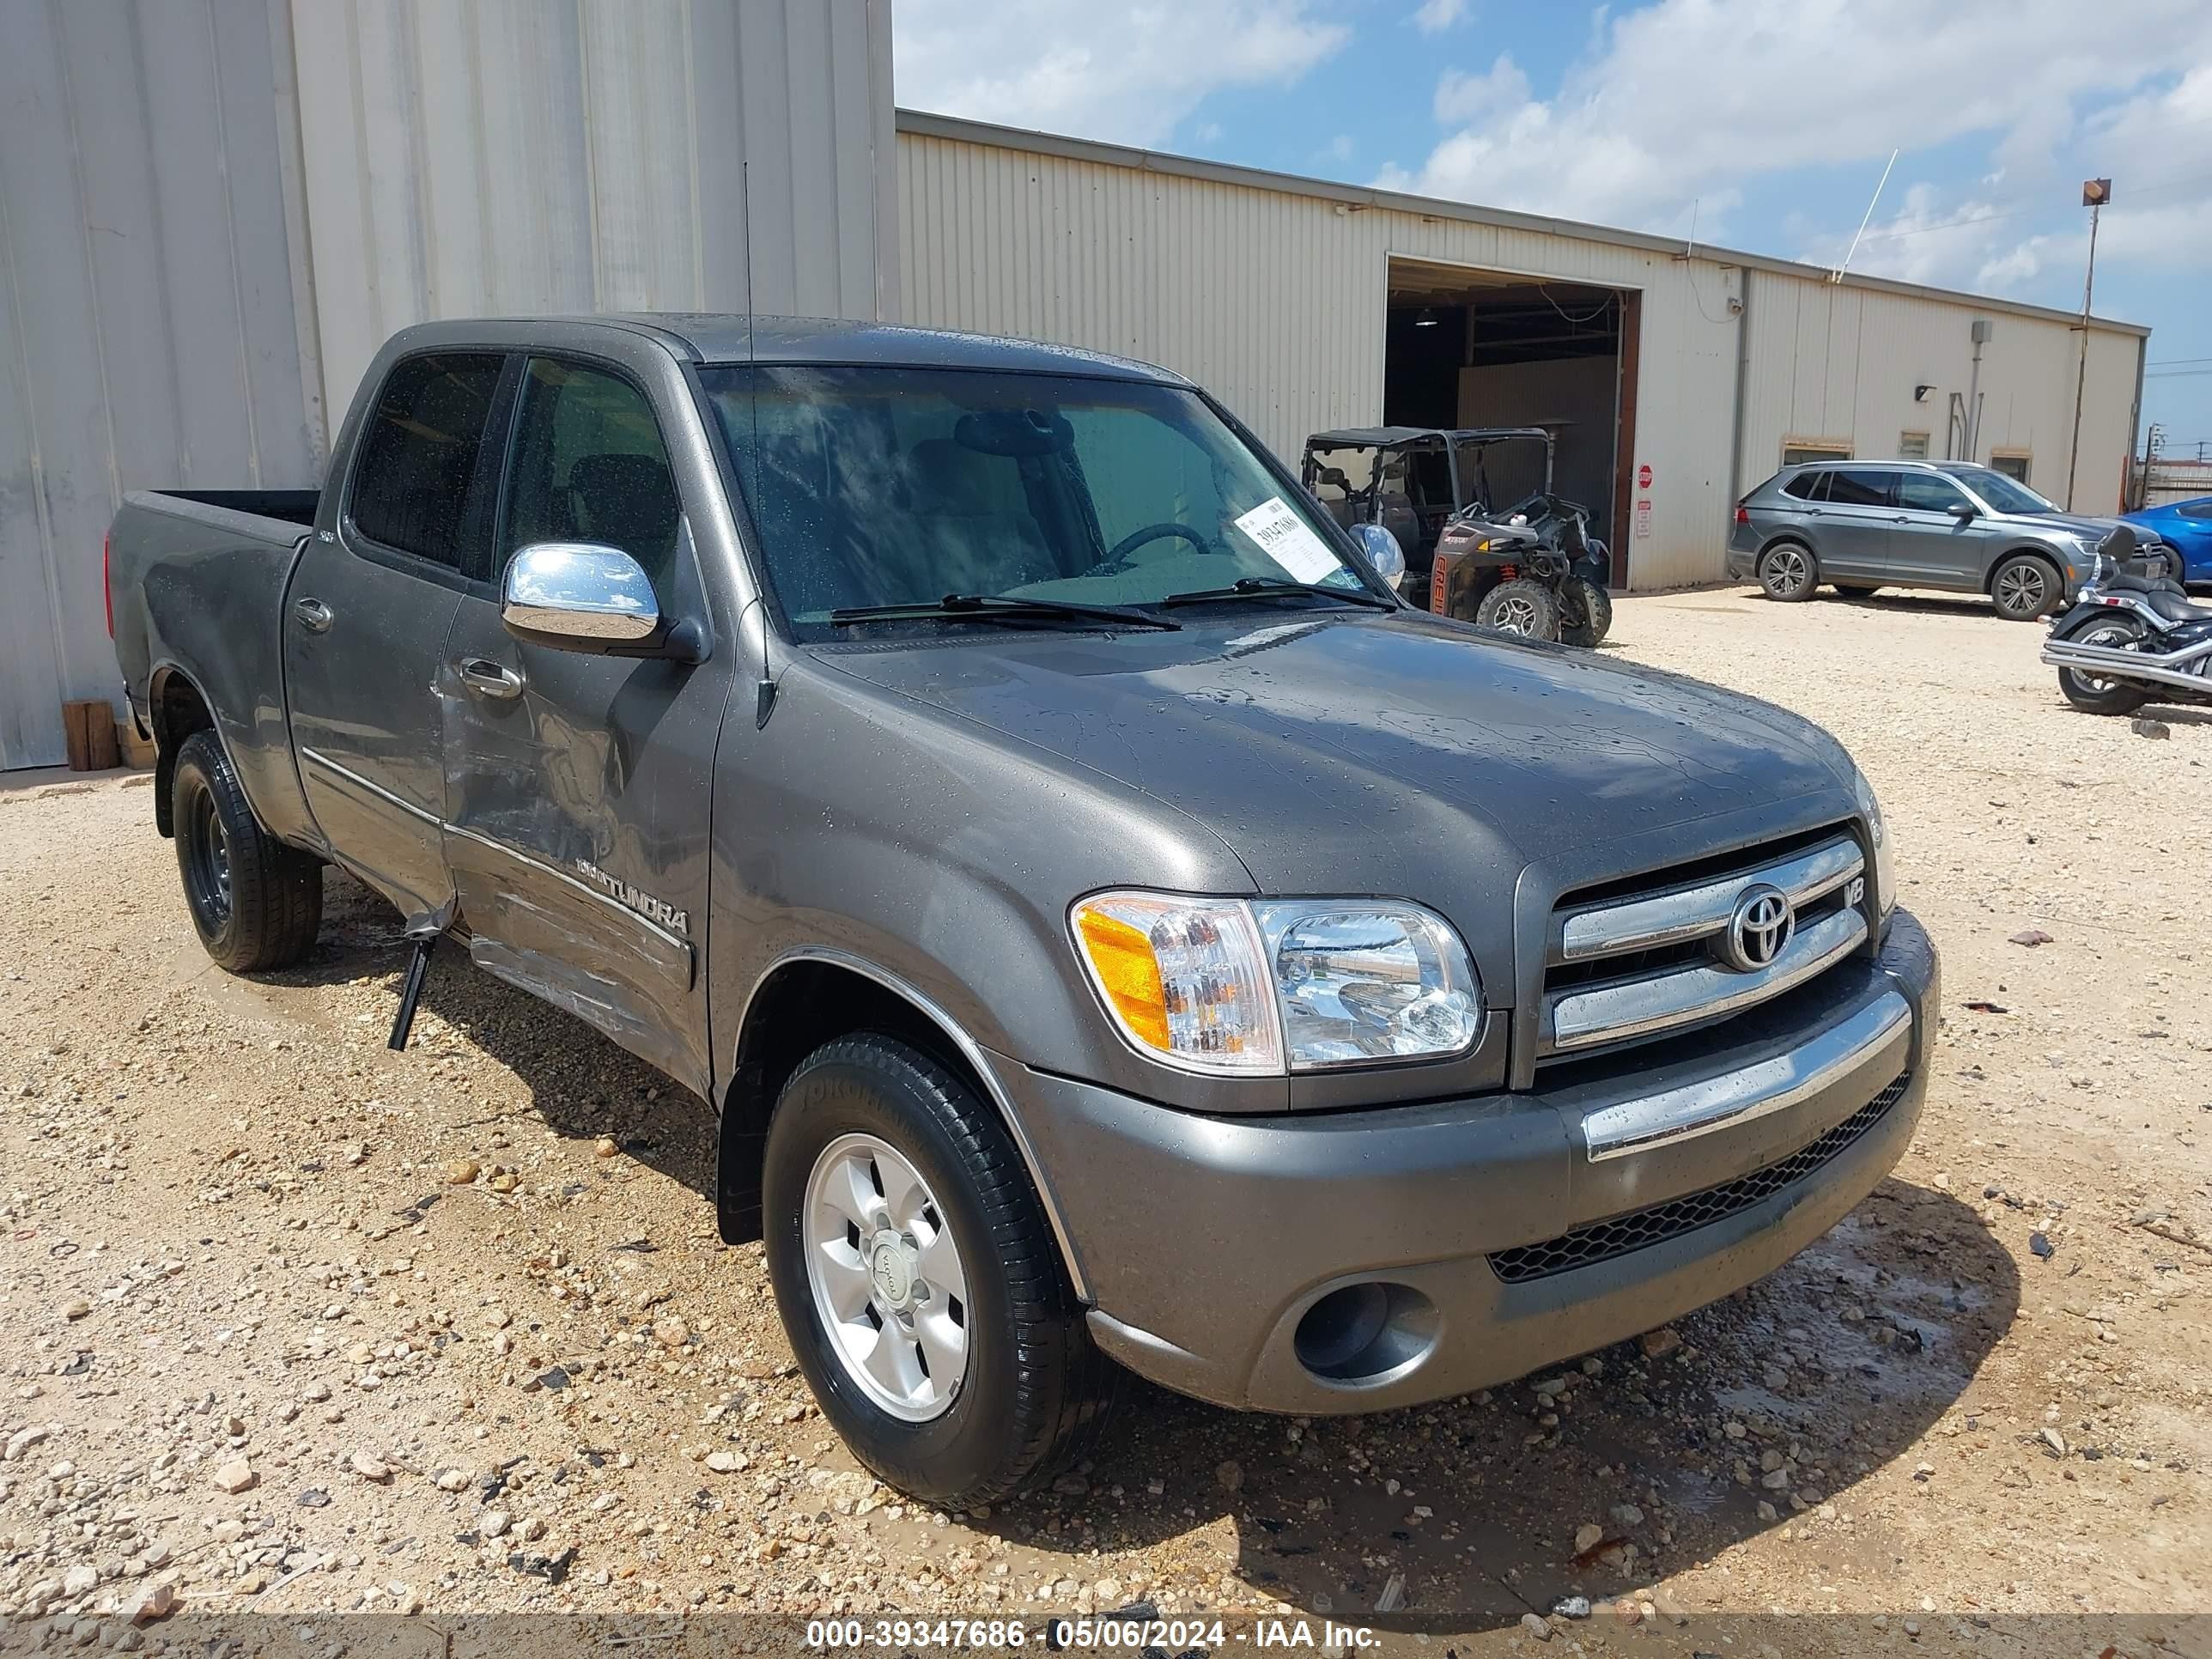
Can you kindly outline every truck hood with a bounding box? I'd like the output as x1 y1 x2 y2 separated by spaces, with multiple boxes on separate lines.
813 609 1856 893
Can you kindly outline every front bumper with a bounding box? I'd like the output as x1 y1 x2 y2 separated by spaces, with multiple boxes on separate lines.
994 909 1937 1413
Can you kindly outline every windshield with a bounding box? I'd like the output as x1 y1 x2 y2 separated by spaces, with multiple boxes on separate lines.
1944 465 2058 516
702 366 1377 635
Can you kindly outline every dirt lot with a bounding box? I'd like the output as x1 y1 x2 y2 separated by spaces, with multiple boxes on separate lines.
2 586 2208 1656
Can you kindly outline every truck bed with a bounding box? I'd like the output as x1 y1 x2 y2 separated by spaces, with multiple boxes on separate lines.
107 489 322 851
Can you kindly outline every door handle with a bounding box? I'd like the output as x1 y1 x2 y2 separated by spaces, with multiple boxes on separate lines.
293 597 333 634
456 657 524 701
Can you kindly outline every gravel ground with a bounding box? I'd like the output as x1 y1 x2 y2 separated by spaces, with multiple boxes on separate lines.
1 586 2207 1656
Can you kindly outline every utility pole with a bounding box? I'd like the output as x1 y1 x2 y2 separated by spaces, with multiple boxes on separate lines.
2066 178 2111 510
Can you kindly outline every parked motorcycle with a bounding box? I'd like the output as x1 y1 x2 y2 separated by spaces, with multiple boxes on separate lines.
2040 526 2212 715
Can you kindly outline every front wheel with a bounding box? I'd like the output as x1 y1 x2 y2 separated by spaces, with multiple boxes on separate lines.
2053 613 2152 715
762 1035 1121 1506
1476 577 1562 640
1558 577 1613 647
171 730 323 972
1990 554 2063 621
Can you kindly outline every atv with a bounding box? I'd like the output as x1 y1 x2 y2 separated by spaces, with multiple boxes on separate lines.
1299 425 1612 645
1431 490 1614 647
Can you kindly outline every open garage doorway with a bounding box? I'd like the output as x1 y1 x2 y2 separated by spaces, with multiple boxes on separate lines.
1383 258 1638 585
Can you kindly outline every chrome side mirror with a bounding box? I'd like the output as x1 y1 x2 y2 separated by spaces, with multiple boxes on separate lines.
1350 521 1407 588
502 542 659 647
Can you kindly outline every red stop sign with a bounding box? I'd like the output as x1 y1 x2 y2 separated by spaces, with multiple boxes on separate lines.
1637 463 1654 489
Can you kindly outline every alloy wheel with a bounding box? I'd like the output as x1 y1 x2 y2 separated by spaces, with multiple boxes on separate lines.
1996 563 2049 617
1763 547 1809 597
803 1132 970 1421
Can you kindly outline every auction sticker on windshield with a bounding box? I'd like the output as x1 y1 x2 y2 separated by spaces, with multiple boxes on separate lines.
1235 496 1341 584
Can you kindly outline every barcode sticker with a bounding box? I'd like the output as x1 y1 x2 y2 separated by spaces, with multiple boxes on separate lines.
1233 496 1342 585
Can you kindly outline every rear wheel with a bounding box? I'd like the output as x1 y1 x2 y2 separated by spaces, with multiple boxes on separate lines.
763 1034 1121 1505
1558 577 1613 647
1757 542 1818 601
1475 577 1561 640
171 730 323 972
2053 613 2152 715
1990 553 2063 621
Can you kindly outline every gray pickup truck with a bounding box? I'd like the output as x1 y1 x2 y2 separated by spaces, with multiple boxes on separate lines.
109 315 1936 1506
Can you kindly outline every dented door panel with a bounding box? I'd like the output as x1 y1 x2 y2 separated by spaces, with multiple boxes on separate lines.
439 593 729 1097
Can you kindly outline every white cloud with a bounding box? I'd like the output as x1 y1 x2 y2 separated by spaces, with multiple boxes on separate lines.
1832 61 2212 294
1412 0 1468 32
893 0 1346 149
1384 0 2212 258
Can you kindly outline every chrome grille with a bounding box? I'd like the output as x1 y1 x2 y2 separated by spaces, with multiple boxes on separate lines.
1487 1071 1910 1283
1542 830 1866 1058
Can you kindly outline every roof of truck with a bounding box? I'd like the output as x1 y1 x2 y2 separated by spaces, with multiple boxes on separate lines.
600 313 1186 381
1306 426 1553 448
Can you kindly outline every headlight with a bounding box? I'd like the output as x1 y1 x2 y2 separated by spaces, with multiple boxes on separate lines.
1852 771 1897 920
1071 891 1481 1075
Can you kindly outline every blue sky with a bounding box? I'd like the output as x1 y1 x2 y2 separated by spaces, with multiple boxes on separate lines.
896 0 2212 462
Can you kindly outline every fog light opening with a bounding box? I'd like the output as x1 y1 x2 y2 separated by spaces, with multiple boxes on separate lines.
1293 1281 1439 1385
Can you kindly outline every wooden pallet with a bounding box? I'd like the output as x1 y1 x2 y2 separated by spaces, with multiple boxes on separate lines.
61 700 121 772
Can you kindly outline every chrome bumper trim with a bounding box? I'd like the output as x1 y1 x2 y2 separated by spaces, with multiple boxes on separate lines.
1548 904 1869 1052
1581 988 1911 1163
1559 835 1863 962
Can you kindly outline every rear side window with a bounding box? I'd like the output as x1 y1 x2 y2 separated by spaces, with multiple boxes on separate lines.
501 359 683 599
1826 470 1891 507
2178 501 2212 521
349 353 505 569
1781 471 1827 501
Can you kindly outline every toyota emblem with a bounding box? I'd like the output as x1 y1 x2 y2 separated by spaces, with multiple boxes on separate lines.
1717 884 1795 971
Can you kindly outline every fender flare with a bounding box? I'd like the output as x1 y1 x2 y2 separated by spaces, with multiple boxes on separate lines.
725 945 1092 1301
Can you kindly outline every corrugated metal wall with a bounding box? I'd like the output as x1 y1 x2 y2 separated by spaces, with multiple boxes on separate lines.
1737 276 2141 511
897 125 2145 591
0 0 895 769
288 0 897 436
0 0 320 770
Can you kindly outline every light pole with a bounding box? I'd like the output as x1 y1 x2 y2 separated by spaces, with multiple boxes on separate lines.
2066 178 2111 510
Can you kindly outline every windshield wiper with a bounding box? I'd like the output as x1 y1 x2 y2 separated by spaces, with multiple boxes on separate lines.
1159 577 1396 611
826 593 1181 631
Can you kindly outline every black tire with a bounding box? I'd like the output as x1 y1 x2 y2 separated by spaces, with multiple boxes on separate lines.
1832 583 1883 598
1757 541 1818 601
171 730 323 972
2052 612 2153 716
762 1034 1121 1506
1990 553 2063 622
1475 577 1561 640
1558 577 1613 647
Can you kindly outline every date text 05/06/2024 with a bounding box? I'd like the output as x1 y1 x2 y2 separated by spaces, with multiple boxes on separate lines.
803 1618 1383 1650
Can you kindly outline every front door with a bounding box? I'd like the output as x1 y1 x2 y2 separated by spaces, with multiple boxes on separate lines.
285 350 506 930
1890 470 1996 587
439 355 733 1094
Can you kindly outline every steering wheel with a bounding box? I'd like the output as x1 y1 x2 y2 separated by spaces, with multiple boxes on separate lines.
1079 521 1212 579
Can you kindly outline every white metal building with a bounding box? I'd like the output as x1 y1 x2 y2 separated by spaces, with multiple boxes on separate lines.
0 1 2150 770
0 0 892 771
896 111 2150 593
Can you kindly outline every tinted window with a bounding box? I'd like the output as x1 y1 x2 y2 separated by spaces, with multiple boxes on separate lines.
1895 472 1968 514
1826 470 1892 507
2176 500 2212 521
1781 471 1826 501
503 359 683 598
349 354 504 568
1942 465 2054 515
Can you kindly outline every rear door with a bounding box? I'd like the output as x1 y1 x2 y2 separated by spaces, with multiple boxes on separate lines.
438 351 735 1094
1890 470 1994 588
285 350 507 930
1814 468 1900 580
